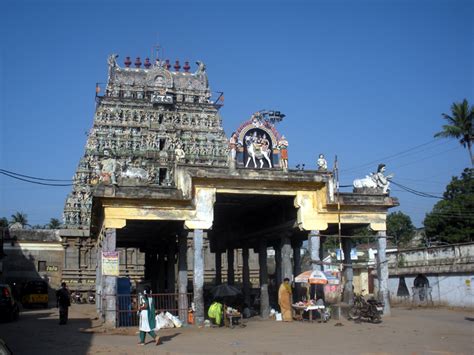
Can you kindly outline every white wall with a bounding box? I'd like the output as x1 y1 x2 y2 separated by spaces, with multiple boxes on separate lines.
388 274 474 308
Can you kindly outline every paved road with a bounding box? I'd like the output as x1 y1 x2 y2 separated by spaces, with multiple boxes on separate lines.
0 304 472 354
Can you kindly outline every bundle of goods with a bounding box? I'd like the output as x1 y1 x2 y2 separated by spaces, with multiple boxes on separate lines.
225 306 240 316
155 311 183 330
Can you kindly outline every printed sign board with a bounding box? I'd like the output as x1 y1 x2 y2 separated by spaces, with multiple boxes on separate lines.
336 248 358 261
102 251 119 276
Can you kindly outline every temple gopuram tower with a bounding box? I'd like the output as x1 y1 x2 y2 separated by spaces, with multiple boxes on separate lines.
63 51 398 328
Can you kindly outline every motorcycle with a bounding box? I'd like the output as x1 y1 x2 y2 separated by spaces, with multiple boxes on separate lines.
348 292 383 323
87 291 95 304
71 291 83 304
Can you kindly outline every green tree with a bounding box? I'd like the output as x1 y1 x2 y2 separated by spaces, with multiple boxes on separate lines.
47 218 61 229
10 212 29 227
434 99 474 166
387 211 416 247
0 217 8 228
423 168 474 244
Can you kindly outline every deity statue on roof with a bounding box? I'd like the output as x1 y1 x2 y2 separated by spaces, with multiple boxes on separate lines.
278 136 289 170
107 54 118 83
317 154 328 171
353 164 394 194
229 132 238 161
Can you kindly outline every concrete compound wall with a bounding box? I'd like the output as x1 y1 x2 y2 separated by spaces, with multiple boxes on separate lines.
388 274 474 308
1 229 64 291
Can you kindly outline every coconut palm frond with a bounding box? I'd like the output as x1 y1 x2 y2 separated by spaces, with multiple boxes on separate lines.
435 99 474 165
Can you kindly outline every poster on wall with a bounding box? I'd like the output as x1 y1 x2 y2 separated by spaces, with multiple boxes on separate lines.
102 251 119 276
336 248 358 261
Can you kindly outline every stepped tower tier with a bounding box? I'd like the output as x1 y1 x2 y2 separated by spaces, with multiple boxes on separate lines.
63 55 228 229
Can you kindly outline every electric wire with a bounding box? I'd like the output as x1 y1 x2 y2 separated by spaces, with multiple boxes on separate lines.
0 168 72 182
0 171 73 187
340 139 446 174
339 180 446 200
388 146 460 170
391 181 444 199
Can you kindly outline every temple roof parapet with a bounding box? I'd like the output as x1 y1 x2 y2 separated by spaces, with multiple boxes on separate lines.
105 54 212 104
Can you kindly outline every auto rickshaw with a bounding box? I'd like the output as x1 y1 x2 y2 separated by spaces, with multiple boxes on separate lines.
21 280 49 308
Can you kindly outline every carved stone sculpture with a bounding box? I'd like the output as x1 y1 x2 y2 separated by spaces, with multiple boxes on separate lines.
175 144 186 163
317 154 328 171
353 164 393 194
99 149 118 185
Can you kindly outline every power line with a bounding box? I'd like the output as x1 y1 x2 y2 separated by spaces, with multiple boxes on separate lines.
391 180 444 199
338 180 446 200
0 168 72 182
389 146 459 170
340 139 445 174
0 171 73 187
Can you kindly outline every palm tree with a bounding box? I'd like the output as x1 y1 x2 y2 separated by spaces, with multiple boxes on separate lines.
10 212 29 228
0 217 8 228
47 218 61 229
435 99 474 166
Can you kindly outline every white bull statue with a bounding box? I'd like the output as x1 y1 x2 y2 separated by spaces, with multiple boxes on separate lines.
353 164 393 194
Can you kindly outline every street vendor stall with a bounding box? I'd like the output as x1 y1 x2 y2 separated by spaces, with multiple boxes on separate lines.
224 306 243 328
209 284 244 328
293 270 329 322
292 300 326 322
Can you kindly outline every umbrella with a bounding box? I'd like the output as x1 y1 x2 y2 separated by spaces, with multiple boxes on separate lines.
294 270 328 285
210 284 242 299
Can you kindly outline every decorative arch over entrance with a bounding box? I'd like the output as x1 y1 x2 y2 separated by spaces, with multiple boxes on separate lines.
235 114 283 169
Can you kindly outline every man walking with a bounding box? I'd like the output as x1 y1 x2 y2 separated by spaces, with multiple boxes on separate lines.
56 282 71 325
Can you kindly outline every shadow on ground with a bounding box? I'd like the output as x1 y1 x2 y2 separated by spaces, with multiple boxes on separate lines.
0 307 93 355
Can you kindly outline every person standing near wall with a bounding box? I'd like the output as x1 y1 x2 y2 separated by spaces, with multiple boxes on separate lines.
56 282 71 325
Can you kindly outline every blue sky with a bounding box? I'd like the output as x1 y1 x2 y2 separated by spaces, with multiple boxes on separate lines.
1 0 472 227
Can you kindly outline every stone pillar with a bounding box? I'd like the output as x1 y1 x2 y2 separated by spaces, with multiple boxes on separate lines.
227 247 235 285
144 251 152 280
193 229 205 326
178 231 188 323
342 238 354 304
319 237 326 266
62 240 68 269
76 241 82 270
274 243 282 287
308 230 321 300
377 230 391 316
258 239 270 319
281 236 292 281
242 247 251 307
308 230 321 271
103 229 117 328
158 249 166 293
167 243 176 293
96 243 102 314
292 239 303 302
215 249 222 285
149 251 158 294
318 236 326 301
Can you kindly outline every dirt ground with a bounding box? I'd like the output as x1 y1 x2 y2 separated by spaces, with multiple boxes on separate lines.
0 304 472 355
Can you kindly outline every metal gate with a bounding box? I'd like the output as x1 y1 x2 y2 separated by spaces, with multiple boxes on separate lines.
117 293 192 327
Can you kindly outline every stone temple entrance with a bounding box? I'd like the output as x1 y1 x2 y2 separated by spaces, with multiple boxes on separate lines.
63 51 398 328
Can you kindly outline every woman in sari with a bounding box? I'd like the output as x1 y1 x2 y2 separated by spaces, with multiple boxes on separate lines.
138 287 160 346
278 278 293 322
